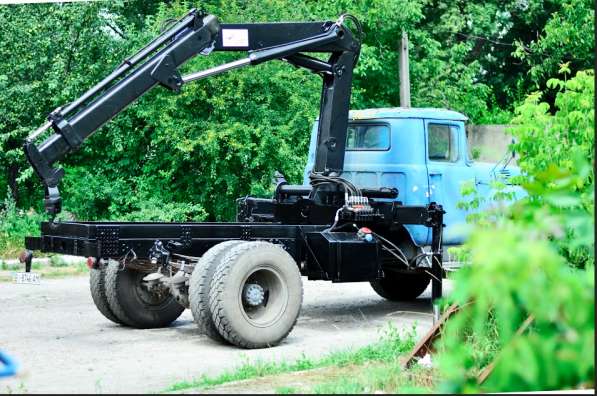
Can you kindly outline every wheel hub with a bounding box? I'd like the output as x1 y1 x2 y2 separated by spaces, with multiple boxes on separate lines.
242 283 265 306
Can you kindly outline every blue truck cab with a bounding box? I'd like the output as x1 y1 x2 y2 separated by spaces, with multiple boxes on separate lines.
304 107 522 247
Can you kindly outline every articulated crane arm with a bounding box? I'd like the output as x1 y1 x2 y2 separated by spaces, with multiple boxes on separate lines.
24 9 361 218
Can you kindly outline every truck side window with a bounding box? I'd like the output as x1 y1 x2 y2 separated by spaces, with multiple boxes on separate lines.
428 124 459 162
346 124 390 150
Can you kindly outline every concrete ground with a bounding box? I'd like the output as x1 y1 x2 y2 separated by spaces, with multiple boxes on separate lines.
0 269 446 394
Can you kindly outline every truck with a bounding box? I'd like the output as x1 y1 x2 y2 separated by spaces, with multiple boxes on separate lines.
303 107 521 249
19 8 518 349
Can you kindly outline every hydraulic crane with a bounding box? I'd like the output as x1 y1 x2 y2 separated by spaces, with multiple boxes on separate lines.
25 10 360 217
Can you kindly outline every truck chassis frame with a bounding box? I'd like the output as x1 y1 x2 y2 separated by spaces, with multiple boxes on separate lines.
25 200 445 298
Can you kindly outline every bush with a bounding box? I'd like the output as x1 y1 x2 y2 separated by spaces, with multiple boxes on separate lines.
49 255 68 267
438 215 594 392
436 70 595 392
0 189 44 257
117 198 208 222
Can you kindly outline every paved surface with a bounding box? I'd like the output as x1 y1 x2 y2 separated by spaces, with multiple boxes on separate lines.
0 273 447 393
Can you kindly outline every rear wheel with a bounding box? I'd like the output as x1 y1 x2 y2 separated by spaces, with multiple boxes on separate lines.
189 240 245 343
209 241 303 349
105 260 184 328
89 261 122 324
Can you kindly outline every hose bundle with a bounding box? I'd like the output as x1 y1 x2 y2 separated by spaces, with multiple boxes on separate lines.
308 171 362 198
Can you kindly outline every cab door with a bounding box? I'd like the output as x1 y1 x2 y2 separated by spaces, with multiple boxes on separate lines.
424 120 475 245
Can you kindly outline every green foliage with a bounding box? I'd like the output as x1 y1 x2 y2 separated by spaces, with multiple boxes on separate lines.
1 0 593 228
0 1 138 210
437 70 595 392
475 106 514 125
456 178 518 226
511 69 594 269
470 147 482 160
512 69 594 179
0 189 44 257
438 225 594 392
513 0 595 87
49 255 68 268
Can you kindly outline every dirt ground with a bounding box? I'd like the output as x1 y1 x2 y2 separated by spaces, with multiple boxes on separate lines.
0 266 446 393
187 363 378 394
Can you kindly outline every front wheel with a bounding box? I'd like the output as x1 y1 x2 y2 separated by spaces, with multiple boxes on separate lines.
370 270 430 301
105 260 185 329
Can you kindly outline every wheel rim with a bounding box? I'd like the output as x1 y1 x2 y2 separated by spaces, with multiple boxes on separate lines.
237 266 288 328
133 272 170 306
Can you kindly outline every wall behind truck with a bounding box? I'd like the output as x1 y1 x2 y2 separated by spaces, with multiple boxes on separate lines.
466 124 517 165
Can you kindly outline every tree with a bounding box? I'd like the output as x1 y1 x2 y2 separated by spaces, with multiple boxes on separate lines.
0 0 593 223
438 70 595 392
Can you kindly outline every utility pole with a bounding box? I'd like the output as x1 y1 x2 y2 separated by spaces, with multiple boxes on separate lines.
399 30 411 108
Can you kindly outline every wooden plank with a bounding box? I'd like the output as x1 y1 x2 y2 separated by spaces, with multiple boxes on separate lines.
401 303 461 369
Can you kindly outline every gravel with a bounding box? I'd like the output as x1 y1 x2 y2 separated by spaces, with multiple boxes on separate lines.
0 271 445 393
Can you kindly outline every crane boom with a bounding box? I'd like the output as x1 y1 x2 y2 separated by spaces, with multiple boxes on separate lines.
24 9 361 217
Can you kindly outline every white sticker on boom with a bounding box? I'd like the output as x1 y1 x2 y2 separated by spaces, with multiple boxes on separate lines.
222 29 249 47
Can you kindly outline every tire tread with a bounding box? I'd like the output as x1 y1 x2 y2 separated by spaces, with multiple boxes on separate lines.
189 240 245 342
89 263 122 324
105 260 136 327
370 272 430 301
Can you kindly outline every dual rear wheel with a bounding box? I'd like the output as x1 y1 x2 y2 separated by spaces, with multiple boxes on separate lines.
190 241 303 349
89 260 184 329
89 241 303 349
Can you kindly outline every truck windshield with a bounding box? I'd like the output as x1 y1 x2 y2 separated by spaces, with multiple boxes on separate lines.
346 124 390 150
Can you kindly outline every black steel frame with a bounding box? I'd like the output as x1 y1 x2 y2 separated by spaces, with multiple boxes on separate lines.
25 203 444 293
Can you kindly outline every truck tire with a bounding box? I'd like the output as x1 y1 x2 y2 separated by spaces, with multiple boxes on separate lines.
104 260 184 329
89 262 122 324
189 240 245 343
370 271 430 301
209 241 303 349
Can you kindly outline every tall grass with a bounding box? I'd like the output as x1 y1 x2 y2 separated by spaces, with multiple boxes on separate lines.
163 323 417 393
